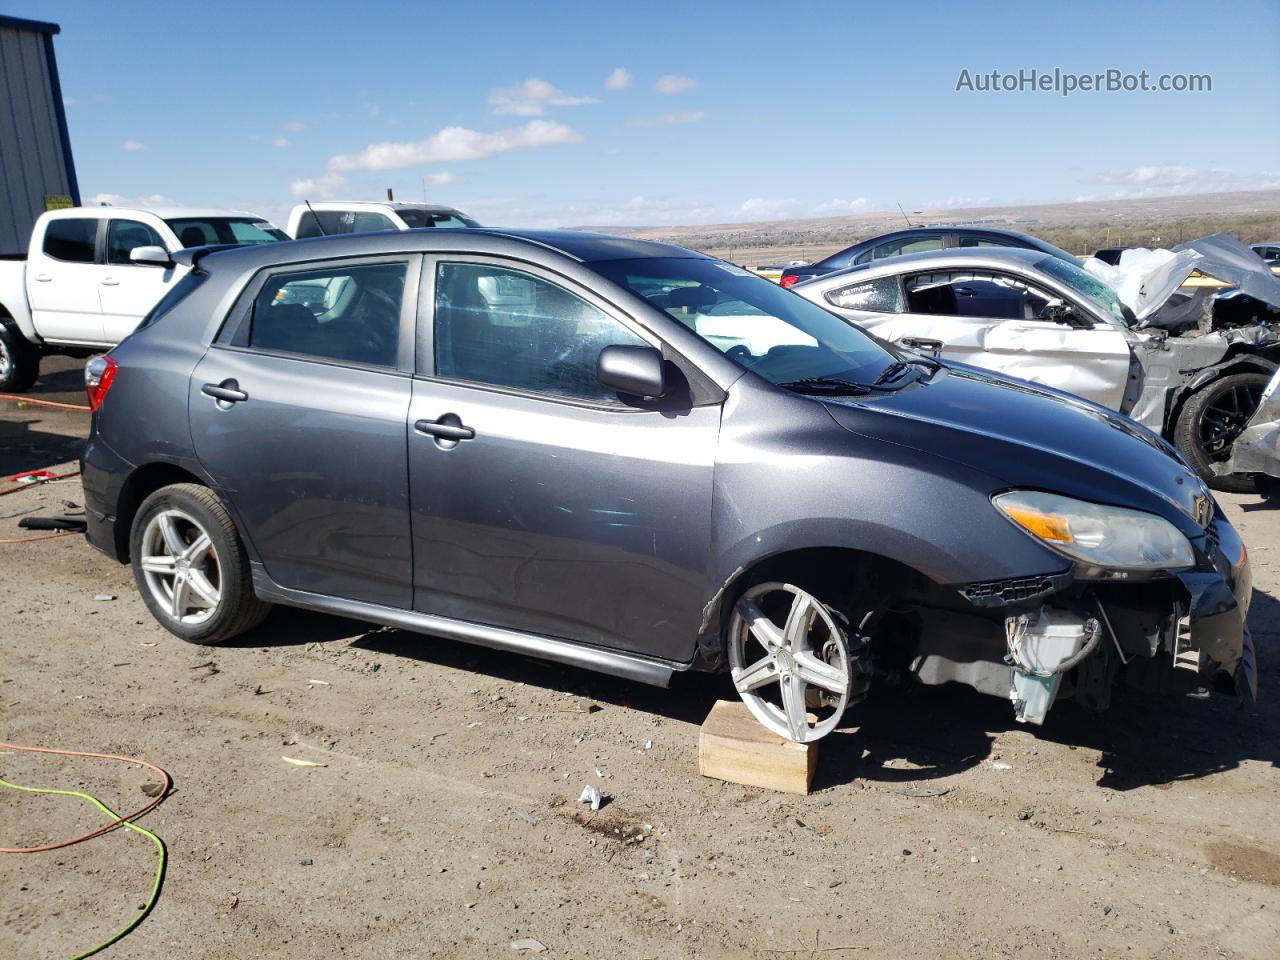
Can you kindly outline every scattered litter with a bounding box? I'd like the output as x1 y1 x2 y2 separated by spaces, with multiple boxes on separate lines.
970 855 980 864
254 685 268 696
306 679 330 686
299 859 313 866
557 701 602 714
510 938 547 953
111 662 130 668
140 782 165 798
644 740 652 750
1017 805 1035 821
0 505 39 520
578 785 605 811
9 469 58 485
893 786 950 798
282 756 328 768
94 594 116 602
140 642 157 647
989 761 1013 771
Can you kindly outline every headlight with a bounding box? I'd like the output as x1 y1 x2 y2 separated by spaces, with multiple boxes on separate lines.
993 491 1194 571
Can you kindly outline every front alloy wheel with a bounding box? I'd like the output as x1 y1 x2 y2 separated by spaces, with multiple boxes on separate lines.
728 582 854 743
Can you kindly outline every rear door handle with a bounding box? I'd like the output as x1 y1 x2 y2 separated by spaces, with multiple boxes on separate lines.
202 380 249 403
414 417 474 441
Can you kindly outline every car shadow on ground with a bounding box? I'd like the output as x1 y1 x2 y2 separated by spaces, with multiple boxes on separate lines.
231 589 1279 794
0 419 86 477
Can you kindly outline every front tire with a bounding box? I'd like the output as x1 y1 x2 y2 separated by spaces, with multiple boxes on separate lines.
0 319 40 392
1173 371 1270 493
129 483 270 644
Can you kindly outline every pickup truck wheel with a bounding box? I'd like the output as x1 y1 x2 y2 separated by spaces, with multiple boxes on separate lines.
130 483 270 644
0 319 40 392
1173 371 1269 493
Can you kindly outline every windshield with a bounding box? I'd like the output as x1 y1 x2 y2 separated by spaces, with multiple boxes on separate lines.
1036 255 1130 327
591 257 898 387
398 209 480 229
166 218 288 247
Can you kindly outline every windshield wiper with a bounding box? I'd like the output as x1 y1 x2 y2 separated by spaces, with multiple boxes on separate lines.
873 355 939 386
777 376 873 395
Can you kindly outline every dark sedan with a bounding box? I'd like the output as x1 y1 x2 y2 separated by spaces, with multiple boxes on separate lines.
779 226 1081 287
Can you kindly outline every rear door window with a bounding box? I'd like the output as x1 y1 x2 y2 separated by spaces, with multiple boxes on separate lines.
825 276 905 313
246 261 408 368
351 211 397 232
42 218 98 262
873 236 944 260
957 235 1016 249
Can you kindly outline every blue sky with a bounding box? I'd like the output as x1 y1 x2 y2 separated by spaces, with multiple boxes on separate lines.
19 0 1280 228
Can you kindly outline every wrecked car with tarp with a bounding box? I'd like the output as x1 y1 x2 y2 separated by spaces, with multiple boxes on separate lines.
794 233 1280 492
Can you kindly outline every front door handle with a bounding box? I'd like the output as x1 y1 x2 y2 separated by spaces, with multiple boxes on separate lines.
100 278 120 286
414 416 475 441
32 274 51 282
202 380 249 404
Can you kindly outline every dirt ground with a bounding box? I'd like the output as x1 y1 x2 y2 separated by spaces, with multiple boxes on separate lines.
2 357 1278 960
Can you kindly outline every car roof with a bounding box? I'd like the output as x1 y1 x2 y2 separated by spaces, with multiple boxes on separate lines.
50 206 265 220
800 246 1054 287
296 201 466 214
196 228 706 272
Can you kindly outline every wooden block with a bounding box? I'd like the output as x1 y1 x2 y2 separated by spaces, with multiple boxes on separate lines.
698 699 817 795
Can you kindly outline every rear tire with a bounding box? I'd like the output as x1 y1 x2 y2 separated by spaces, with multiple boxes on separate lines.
1173 371 1270 493
0 319 40 392
129 483 270 644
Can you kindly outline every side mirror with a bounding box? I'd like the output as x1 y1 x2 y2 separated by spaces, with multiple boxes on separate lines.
1037 300 1094 329
597 345 666 398
129 245 173 267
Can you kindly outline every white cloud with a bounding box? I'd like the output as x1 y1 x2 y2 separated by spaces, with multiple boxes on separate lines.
86 192 177 207
628 111 706 128
656 74 696 94
272 137 289 147
63 96 78 107
327 120 583 173
290 172 348 200
121 139 145 151
737 197 797 219
1083 164 1279 198
606 146 624 157
489 77 600 116
605 67 632 90
426 171 455 185
282 121 307 132
814 197 869 214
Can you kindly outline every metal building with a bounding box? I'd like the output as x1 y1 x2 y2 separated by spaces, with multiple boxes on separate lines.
0 15 79 255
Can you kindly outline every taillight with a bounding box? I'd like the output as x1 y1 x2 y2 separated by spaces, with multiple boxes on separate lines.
779 275 800 288
85 355 118 411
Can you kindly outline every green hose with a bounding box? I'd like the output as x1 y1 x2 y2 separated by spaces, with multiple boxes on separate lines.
0 775 166 959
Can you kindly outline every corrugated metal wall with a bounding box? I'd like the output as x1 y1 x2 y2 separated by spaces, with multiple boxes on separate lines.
0 23 75 255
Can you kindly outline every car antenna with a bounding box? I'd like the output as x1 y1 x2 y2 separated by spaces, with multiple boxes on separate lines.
896 202 914 228
304 199 327 236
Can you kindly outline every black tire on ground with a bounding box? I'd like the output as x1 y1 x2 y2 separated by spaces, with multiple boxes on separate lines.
1173 371 1271 494
0 318 40 392
129 482 271 644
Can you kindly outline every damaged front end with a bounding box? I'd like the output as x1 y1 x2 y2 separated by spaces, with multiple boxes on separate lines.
895 505 1254 725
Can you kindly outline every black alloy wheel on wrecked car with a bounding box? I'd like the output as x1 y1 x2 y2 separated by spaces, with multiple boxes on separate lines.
1174 371 1270 494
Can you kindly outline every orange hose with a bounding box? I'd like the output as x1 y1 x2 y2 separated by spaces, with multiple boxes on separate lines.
0 742 172 853
0 530 79 544
0 394 90 412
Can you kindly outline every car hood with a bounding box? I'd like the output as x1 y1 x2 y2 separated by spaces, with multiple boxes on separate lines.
820 363 1213 533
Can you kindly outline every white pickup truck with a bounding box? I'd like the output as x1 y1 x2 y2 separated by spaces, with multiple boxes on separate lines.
285 201 479 239
0 206 286 391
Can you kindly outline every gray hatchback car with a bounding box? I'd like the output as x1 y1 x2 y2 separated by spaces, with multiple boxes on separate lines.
80 229 1255 742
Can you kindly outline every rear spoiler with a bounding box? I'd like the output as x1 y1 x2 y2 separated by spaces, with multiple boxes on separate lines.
171 243 246 270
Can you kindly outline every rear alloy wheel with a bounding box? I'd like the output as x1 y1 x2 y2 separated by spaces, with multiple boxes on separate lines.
728 582 856 743
1174 371 1270 493
130 483 270 644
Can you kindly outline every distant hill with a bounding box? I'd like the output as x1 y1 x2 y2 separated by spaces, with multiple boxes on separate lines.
580 189 1280 266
